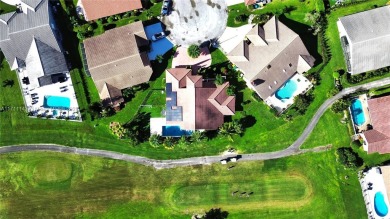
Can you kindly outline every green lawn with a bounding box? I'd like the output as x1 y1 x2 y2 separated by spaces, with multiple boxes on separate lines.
1 0 389 159
0 150 366 218
0 1 15 15
227 0 325 27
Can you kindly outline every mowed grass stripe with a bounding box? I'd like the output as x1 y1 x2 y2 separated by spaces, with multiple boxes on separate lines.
170 174 313 211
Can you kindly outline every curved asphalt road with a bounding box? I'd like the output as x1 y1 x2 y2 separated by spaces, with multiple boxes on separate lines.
1 77 390 169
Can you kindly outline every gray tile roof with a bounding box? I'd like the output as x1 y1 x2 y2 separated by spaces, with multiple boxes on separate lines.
21 0 44 9
227 17 314 99
339 6 390 74
35 38 68 75
0 0 63 69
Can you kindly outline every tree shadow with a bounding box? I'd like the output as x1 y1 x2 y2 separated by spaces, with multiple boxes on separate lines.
104 23 117 31
2 79 14 87
124 112 151 142
150 48 176 82
239 115 256 129
278 15 322 66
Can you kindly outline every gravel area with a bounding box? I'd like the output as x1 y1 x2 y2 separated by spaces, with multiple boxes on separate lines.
162 0 228 47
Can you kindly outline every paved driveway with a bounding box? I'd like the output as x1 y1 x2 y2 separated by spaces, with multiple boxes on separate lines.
144 22 173 60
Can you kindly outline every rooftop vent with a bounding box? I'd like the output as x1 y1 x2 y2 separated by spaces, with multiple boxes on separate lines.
267 65 271 69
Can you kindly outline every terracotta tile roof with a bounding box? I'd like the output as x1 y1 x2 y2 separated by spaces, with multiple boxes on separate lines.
83 22 152 102
245 0 257 5
208 82 235 115
195 87 225 130
166 68 191 81
365 95 390 153
80 0 143 21
165 68 236 130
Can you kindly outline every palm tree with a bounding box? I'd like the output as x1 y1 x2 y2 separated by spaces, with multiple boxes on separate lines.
163 137 175 149
218 120 243 142
187 45 201 58
190 130 204 143
149 134 161 148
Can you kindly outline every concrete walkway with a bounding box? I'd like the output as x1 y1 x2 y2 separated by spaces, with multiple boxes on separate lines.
1 77 390 169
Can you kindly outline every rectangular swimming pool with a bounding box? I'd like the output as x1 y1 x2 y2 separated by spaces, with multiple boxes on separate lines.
350 99 365 126
162 125 192 137
44 96 71 109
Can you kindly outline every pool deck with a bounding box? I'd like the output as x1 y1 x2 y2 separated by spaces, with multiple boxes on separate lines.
17 69 80 121
265 73 312 113
360 166 390 218
351 94 372 133
150 117 166 135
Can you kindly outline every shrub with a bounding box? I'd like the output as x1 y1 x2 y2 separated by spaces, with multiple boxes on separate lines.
293 92 314 115
226 85 236 96
327 88 339 97
215 74 224 85
89 102 103 119
252 14 271 24
187 45 201 58
190 130 205 143
234 14 248 23
149 134 162 148
101 106 115 117
107 16 114 23
331 98 351 113
336 147 363 168
163 137 175 149
110 122 127 139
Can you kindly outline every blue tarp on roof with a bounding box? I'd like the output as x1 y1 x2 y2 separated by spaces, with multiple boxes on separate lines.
144 22 173 60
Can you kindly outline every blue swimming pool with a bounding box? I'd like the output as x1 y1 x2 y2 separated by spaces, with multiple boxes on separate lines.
350 99 365 126
162 125 191 137
275 79 298 100
44 96 71 109
375 192 389 217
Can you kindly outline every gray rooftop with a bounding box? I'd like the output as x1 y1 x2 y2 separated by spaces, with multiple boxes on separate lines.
0 0 63 70
339 6 390 43
227 17 314 99
339 6 390 74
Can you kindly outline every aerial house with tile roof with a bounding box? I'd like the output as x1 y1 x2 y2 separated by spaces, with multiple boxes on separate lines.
360 95 390 154
337 6 390 75
150 68 235 137
227 16 315 112
77 0 143 21
83 21 153 107
0 0 80 119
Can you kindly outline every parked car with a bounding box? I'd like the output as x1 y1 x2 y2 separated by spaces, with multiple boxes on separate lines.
151 32 166 41
161 0 171 16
